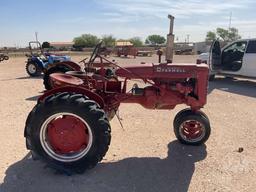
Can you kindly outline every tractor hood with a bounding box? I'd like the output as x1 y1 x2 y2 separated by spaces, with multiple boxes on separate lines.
115 63 209 79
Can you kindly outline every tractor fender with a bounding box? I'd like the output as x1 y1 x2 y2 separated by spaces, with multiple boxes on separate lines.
38 86 105 108
48 61 81 71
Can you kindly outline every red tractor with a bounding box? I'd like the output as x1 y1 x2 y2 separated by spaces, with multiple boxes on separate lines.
24 16 211 174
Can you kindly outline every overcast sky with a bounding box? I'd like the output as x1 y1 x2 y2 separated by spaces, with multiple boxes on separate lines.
0 0 255 47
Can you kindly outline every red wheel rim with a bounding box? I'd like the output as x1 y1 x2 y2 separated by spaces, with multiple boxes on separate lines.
40 113 93 162
180 120 205 142
47 115 89 154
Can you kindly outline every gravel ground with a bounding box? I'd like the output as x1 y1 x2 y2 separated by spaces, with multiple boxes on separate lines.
0 55 255 192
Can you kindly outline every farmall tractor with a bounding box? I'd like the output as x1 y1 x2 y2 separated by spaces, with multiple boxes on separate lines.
24 15 211 174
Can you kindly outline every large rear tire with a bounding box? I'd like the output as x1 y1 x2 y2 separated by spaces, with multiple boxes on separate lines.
26 62 42 77
25 92 111 174
43 66 72 90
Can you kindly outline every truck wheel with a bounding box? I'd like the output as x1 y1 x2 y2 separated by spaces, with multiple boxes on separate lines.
43 66 72 90
173 109 211 145
209 74 215 81
26 62 42 77
25 92 111 174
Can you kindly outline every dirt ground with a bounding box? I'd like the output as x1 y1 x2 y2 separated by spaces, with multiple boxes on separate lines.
0 55 255 192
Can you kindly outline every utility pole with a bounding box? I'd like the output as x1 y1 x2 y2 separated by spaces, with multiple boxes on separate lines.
35 32 38 42
228 12 232 31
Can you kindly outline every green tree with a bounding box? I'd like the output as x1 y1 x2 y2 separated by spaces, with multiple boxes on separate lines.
216 28 229 42
129 37 143 47
102 35 116 47
145 35 166 45
73 34 100 48
227 27 241 41
205 31 216 42
205 27 241 42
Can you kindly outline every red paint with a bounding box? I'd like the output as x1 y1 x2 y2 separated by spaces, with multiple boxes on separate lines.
39 60 209 115
47 115 89 154
50 73 84 87
181 120 203 140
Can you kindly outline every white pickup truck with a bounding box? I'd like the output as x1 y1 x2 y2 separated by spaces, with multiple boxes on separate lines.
197 39 256 80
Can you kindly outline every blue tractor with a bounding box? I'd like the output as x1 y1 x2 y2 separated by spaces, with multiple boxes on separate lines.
25 41 71 76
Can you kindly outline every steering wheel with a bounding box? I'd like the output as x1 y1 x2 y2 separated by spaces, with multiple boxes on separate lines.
88 41 103 65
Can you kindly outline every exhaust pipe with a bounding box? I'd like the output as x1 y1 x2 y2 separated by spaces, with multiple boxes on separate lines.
166 15 175 63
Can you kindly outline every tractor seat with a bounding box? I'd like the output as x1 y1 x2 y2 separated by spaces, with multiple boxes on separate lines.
50 73 84 87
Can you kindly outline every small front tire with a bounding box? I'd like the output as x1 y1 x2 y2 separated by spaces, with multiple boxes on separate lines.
173 109 211 145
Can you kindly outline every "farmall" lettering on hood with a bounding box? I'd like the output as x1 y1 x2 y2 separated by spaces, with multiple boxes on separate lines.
156 67 186 73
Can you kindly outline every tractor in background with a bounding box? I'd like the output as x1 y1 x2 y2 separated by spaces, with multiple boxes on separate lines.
24 15 211 174
25 41 73 77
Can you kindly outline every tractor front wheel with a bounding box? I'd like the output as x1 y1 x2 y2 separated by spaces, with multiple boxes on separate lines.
26 62 42 77
25 92 111 174
173 109 211 145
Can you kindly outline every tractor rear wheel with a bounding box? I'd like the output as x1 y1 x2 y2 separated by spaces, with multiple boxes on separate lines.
43 66 72 90
25 92 111 174
173 109 211 145
26 62 42 77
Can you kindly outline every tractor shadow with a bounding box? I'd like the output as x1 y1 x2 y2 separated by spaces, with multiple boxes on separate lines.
16 76 43 80
0 76 42 82
0 141 207 192
208 77 256 98
26 95 41 101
